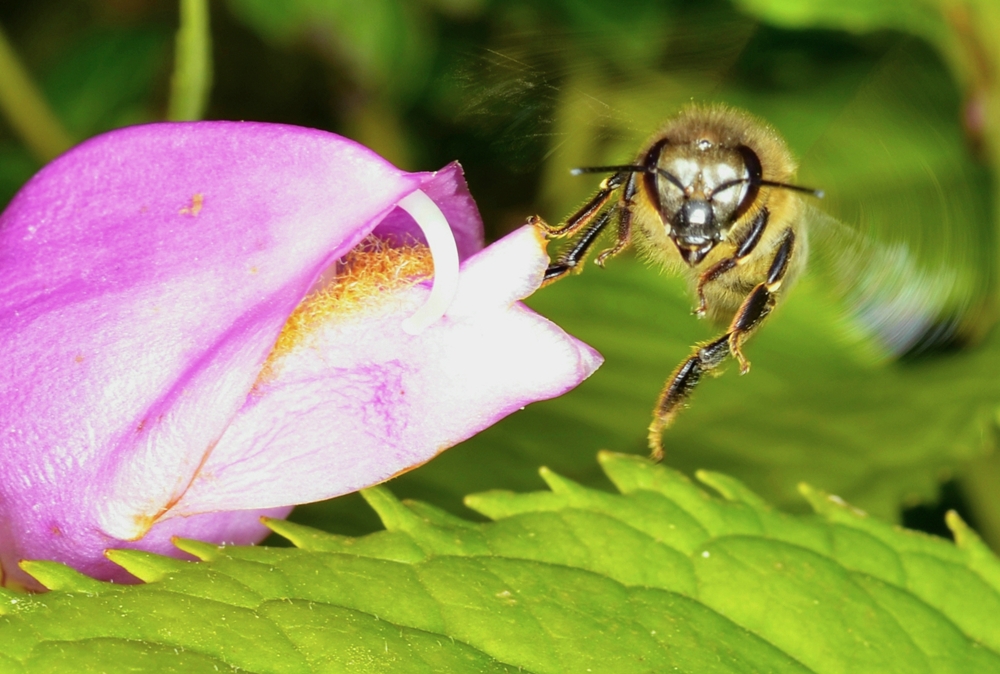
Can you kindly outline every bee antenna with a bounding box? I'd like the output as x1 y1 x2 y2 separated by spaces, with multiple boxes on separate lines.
570 165 648 176
760 179 824 199
571 167 824 199
572 164 687 193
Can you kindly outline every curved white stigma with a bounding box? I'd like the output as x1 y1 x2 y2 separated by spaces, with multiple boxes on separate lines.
397 189 460 334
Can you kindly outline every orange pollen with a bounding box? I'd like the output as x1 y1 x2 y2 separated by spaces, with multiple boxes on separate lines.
259 237 434 380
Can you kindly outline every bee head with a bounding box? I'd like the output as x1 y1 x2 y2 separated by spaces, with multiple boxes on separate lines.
648 138 761 266
569 118 822 269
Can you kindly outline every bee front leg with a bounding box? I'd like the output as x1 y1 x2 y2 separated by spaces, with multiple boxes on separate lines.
694 207 769 316
648 227 796 460
542 209 615 284
530 172 626 239
539 173 636 284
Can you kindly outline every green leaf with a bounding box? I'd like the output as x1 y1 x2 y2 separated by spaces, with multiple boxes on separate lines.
733 0 950 46
4 456 1000 672
42 27 170 137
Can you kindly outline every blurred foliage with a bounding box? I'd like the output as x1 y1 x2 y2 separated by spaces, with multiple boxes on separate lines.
3 0 1000 548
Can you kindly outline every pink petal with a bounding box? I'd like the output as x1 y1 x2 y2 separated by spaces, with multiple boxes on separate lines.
0 121 599 589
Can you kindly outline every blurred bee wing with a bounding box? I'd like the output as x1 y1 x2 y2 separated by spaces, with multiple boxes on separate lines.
449 8 757 173
796 43 995 360
804 204 979 359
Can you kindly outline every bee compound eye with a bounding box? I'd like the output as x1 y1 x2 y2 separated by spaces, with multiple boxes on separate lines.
733 145 763 220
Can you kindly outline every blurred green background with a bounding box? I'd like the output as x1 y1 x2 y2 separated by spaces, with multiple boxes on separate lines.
4 0 1000 547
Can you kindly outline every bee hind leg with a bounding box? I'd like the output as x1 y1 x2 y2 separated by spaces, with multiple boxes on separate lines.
648 292 775 460
648 335 730 461
648 228 795 460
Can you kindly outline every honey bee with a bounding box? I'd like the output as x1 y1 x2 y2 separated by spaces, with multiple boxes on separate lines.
532 104 825 460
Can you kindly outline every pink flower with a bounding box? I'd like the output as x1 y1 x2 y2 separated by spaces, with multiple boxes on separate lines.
0 122 601 590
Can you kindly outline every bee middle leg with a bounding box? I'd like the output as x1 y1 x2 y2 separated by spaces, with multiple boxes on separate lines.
648 227 796 460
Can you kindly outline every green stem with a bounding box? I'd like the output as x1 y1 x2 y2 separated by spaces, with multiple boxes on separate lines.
0 23 73 162
167 0 213 121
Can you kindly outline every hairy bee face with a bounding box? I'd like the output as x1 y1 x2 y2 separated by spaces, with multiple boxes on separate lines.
644 138 760 265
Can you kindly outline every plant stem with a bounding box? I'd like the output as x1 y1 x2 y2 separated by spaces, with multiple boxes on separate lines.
167 0 213 121
0 22 73 162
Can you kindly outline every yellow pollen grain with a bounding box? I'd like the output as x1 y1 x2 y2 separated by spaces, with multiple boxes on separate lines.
179 193 203 216
260 237 434 380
